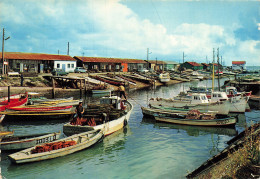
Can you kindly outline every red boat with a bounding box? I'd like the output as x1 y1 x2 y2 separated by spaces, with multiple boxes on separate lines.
8 105 73 111
0 93 28 111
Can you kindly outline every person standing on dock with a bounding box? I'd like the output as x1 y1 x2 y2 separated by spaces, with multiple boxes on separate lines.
118 83 127 100
75 102 84 120
20 74 24 86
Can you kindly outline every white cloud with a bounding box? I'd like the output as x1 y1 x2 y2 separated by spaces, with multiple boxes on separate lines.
0 0 259 65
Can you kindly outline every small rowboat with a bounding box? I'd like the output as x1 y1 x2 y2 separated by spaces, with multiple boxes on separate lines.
155 114 237 127
0 131 61 150
8 129 103 164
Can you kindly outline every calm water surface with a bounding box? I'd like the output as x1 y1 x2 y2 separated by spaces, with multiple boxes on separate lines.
1 78 259 179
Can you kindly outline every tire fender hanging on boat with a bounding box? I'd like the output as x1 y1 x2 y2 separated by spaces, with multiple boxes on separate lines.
124 118 128 126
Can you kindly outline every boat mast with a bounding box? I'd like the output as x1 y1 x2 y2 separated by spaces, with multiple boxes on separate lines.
217 48 220 91
212 48 215 92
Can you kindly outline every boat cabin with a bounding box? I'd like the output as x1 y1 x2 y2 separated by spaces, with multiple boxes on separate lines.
210 92 229 102
225 87 238 95
190 94 209 104
100 96 123 110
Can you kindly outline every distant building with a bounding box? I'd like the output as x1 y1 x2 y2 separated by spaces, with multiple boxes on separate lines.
74 56 146 72
181 62 203 71
0 52 76 73
165 61 179 71
232 61 246 71
209 63 223 72
201 63 210 70
145 60 166 71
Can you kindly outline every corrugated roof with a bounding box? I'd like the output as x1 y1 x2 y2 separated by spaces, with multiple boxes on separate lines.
186 62 202 66
75 56 146 64
232 61 246 65
0 52 76 61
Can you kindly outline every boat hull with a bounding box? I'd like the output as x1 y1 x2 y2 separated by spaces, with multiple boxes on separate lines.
0 132 61 150
149 99 230 115
155 116 237 127
229 97 247 113
8 130 103 164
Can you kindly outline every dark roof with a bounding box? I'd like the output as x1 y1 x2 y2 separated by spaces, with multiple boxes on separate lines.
201 63 210 66
186 62 202 66
232 61 246 65
1 52 75 61
75 56 146 64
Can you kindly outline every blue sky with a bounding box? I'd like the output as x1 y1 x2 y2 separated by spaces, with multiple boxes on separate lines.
0 0 259 66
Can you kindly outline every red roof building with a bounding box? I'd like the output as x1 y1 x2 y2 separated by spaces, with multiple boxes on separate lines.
74 56 146 72
232 61 246 71
1 52 76 73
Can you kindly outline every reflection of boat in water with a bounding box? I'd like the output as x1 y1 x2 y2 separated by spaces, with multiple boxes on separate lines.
142 117 238 137
101 125 132 152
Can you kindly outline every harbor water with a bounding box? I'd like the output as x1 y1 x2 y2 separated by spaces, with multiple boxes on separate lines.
1 78 259 179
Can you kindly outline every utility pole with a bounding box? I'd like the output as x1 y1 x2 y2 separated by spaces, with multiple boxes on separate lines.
58 50 59 55
67 42 69 55
2 28 10 75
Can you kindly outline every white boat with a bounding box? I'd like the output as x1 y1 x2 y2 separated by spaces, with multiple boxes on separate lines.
159 73 170 83
8 129 103 164
149 93 230 115
63 96 133 136
210 91 248 113
191 71 204 80
0 131 61 150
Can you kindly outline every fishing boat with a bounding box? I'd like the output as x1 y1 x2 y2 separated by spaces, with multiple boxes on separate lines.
210 91 248 113
149 93 230 115
0 131 61 150
151 120 238 137
154 110 237 127
8 129 103 164
0 92 28 111
158 72 170 83
7 105 73 111
141 106 218 119
0 110 75 122
63 96 133 136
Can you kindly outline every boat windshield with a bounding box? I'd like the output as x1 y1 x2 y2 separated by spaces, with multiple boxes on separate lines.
201 96 207 100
